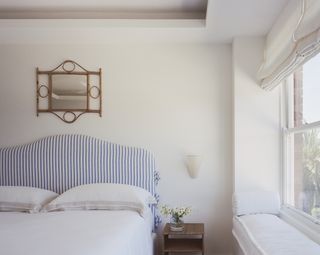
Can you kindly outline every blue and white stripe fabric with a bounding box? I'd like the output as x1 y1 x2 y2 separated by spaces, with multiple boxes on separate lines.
0 134 160 227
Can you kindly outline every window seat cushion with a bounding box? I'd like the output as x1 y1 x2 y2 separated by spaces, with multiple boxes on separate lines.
232 214 320 255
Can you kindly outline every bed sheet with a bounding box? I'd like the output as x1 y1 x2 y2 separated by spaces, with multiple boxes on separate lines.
0 210 153 255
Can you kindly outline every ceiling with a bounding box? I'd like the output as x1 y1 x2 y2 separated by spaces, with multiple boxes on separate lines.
0 0 207 11
0 0 289 43
0 0 208 19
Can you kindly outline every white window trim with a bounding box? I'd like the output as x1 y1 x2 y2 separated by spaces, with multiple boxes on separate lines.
280 206 320 244
281 77 295 207
280 77 320 244
286 120 320 134
283 204 320 225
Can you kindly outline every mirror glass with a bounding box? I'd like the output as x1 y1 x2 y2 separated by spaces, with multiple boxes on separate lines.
51 74 87 110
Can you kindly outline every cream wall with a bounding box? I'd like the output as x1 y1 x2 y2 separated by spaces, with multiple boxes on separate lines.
0 43 233 255
232 37 281 193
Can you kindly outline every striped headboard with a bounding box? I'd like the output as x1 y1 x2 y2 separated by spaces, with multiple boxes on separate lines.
0 134 160 227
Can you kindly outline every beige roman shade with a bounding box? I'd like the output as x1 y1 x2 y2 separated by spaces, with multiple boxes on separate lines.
258 0 320 90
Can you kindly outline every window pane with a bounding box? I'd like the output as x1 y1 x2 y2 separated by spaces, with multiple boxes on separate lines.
294 54 320 127
290 129 320 220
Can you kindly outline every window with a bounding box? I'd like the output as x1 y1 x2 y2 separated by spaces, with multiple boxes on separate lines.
284 54 320 222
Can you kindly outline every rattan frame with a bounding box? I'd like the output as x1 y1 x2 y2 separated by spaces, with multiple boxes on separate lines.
36 60 102 123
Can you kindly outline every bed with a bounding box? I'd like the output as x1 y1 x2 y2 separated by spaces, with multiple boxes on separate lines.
0 210 153 255
0 134 160 255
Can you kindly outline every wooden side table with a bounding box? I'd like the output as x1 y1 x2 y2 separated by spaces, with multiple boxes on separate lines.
163 223 204 255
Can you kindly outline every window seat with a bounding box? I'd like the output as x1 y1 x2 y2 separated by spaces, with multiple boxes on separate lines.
232 214 320 255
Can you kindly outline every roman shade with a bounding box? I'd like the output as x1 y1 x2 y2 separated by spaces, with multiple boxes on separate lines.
258 0 320 90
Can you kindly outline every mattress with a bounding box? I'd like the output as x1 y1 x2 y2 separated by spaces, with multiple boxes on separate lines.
232 214 320 255
0 210 153 255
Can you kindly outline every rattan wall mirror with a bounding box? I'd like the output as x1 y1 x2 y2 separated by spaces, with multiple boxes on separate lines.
36 60 102 123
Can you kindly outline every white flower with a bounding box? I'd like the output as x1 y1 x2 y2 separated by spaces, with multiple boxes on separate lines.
160 205 192 219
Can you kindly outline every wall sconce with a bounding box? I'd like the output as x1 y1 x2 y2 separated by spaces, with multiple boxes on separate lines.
185 155 202 178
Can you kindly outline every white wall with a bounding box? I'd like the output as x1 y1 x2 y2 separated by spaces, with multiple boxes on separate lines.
232 37 281 193
0 43 233 255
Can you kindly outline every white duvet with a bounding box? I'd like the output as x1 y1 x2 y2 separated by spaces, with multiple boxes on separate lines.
233 214 320 255
0 210 153 255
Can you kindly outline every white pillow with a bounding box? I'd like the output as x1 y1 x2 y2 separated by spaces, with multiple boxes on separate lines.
0 186 58 213
233 191 280 216
42 183 157 218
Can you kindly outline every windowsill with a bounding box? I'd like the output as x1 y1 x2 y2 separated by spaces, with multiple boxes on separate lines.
280 206 320 244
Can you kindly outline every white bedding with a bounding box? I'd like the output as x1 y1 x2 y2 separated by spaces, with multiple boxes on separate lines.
233 214 320 255
0 210 153 255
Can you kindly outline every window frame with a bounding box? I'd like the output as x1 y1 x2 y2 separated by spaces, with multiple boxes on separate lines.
281 75 320 226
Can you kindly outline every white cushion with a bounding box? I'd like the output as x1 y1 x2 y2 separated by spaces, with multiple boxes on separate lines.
42 183 156 218
233 191 280 216
0 186 58 213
